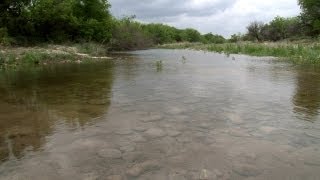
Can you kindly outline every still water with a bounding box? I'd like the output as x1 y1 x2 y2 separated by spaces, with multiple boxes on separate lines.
0 49 320 180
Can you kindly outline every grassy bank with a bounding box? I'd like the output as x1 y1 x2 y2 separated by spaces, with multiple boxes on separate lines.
0 43 112 69
160 42 320 64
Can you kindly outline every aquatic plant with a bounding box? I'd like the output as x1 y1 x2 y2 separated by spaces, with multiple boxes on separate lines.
156 60 163 72
160 42 320 65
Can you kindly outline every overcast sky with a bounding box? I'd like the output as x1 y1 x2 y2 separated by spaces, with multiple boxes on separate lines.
109 0 301 37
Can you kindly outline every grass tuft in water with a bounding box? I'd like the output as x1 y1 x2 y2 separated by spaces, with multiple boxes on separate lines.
160 42 320 65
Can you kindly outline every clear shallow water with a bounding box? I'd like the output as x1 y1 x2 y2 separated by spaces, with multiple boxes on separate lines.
0 49 320 180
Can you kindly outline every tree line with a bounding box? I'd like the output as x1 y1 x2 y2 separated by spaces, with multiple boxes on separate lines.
0 0 225 49
233 0 320 42
0 0 319 49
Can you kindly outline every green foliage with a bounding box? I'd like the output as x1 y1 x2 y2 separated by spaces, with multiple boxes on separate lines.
0 0 114 43
182 28 202 42
202 33 225 44
0 28 14 45
247 21 265 42
110 16 153 50
161 42 320 65
299 0 320 36
229 33 242 43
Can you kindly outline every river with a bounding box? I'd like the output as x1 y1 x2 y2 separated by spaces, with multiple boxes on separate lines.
0 49 320 179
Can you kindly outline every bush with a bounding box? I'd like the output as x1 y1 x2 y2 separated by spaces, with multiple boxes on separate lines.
0 28 14 45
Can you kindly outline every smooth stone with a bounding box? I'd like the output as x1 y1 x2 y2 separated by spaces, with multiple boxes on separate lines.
106 175 123 180
305 131 320 139
167 130 182 137
198 169 223 180
114 129 134 136
199 169 213 180
129 134 147 143
83 172 99 180
168 169 187 180
134 126 148 132
120 145 135 152
145 128 167 138
228 113 244 124
126 160 161 177
228 129 251 137
259 126 277 134
169 174 186 180
197 123 211 129
167 107 186 115
142 114 163 122
213 169 223 178
176 136 191 143
122 152 144 163
98 149 122 159
232 164 262 177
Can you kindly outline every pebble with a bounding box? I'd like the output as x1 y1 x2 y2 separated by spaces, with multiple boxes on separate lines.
305 131 320 139
114 129 133 136
142 114 163 122
259 126 277 134
167 130 182 137
134 126 148 132
198 169 223 180
145 128 167 138
129 134 147 143
167 107 186 115
106 175 122 180
126 160 161 177
232 163 262 177
120 145 135 152
98 149 122 159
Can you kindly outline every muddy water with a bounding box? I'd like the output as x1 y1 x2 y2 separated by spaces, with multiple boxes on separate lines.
0 49 320 180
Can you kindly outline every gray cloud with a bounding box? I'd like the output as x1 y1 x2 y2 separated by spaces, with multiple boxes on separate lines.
109 0 301 37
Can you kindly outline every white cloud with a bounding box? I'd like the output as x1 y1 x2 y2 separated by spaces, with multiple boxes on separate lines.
109 0 301 37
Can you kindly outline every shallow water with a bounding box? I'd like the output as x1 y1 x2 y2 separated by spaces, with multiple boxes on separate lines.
0 49 320 180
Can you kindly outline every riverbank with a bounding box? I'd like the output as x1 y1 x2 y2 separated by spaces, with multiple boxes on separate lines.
0 43 112 69
159 41 320 65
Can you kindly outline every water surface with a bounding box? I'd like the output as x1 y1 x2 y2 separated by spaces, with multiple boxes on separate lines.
0 49 320 179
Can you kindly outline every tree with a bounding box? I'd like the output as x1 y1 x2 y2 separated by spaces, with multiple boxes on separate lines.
299 0 320 36
182 28 202 42
203 33 225 44
247 21 265 42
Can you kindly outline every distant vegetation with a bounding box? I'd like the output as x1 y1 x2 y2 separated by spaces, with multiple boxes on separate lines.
0 0 319 64
0 0 225 49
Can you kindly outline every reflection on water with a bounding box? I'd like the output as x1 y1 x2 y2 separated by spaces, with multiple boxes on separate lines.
293 69 320 121
0 50 320 180
0 62 114 162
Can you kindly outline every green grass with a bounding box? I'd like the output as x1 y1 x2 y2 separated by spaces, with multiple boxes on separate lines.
0 43 111 70
160 42 320 65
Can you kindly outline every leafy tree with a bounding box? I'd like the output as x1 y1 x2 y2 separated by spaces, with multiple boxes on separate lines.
203 33 225 44
111 16 153 50
182 28 202 42
229 33 242 42
247 21 265 42
299 0 320 36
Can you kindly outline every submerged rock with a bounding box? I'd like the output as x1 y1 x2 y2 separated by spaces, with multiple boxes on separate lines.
232 163 262 177
134 126 148 132
145 128 166 138
198 169 223 180
259 126 277 134
167 107 187 115
98 149 122 159
114 129 134 136
129 134 147 143
167 130 182 137
126 160 161 177
141 114 163 122
106 175 123 180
